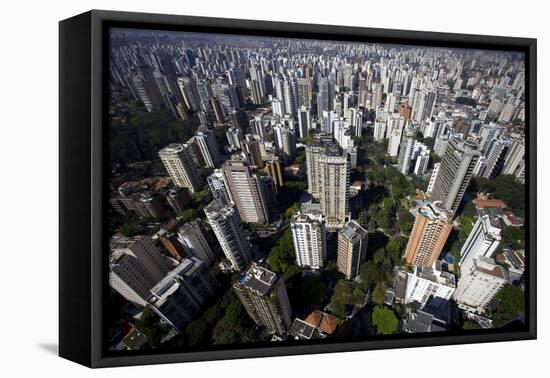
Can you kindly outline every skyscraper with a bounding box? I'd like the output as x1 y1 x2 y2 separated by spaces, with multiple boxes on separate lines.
502 136 525 175
459 212 501 274
481 137 509 179
318 75 335 113
337 220 369 279
226 126 244 150
273 123 297 160
297 106 311 139
177 219 217 266
266 157 283 189
411 89 437 124
159 143 203 193
305 139 324 198
397 126 417 174
243 135 265 168
222 158 269 224
165 187 191 215
290 204 327 270
109 236 173 306
148 257 219 332
429 137 480 214
296 77 313 107
404 201 453 267
177 75 201 111
387 115 407 157
194 126 221 168
319 144 350 229
204 199 252 271
207 169 231 204
233 263 292 335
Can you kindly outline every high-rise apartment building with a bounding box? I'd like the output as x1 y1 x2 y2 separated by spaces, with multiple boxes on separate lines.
265 157 283 189
165 187 191 215
404 201 453 267
387 115 407 157
204 199 252 271
459 212 501 274
159 143 203 193
290 204 327 270
273 123 297 160
318 144 351 229
297 106 311 139
222 158 269 224
411 89 437 124
397 126 417 174
305 139 324 198
207 169 231 204
233 263 292 335
426 162 441 195
195 126 221 168
109 236 173 306
429 137 480 214
296 77 313 107
337 220 368 279
177 219 217 266
502 136 525 175
148 257 219 332
243 135 265 168
453 257 507 314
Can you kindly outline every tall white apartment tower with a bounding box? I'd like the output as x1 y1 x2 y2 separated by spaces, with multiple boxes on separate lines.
319 144 351 229
204 199 252 271
459 212 501 274
159 143 203 193
290 204 327 270
387 115 407 157
109 236 173 306
177 219 217 266
222 158 269 224
195 126 221 168
429 137 480 214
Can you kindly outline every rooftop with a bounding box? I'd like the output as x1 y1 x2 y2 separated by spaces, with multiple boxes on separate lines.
304 310 340 335
289 318 317 340
340 220 368 241
236 263 279 296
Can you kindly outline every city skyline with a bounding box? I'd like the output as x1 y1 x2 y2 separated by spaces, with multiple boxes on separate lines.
107 26 527 353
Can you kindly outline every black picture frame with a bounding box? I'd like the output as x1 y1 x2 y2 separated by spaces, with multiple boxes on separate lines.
59 9 537 368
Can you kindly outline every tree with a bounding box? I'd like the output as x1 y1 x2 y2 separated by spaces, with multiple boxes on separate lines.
266 228 295 274
397 208 415 234
501 226 524 250
471 175 525 217
373 248 386 265
185 319 211 345
284 202 300 220
462 320 481 330
372 306 399 335
492 284 525 326
119 219 139 237
293 274 329 306
461 201 477 218
181 208 198 222
359 262 388 289
371 284 385 306
134 306 171 347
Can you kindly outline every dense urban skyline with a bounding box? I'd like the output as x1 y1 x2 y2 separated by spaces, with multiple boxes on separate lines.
107 27 526 352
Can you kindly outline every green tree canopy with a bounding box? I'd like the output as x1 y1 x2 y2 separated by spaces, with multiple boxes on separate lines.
492 284 525 326
372 305 399 335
